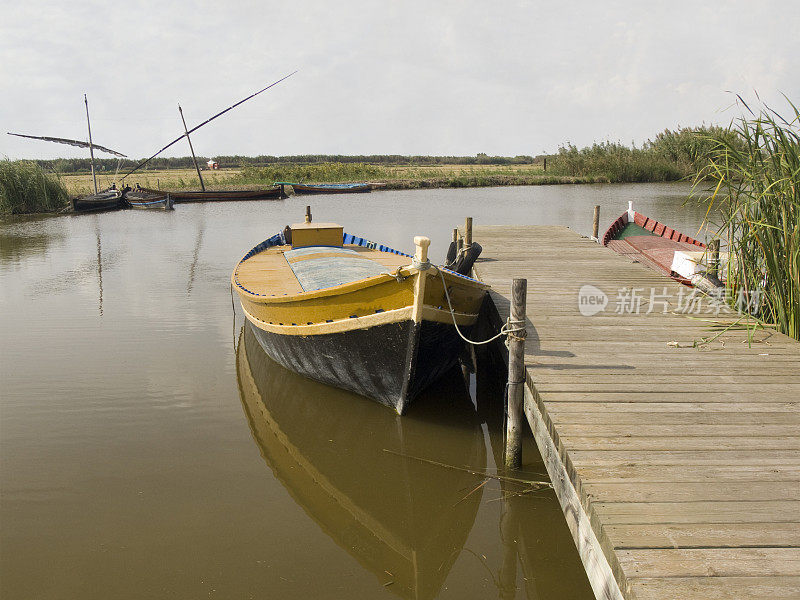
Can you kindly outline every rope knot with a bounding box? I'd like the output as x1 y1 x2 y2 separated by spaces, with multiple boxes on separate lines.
504 317 527 342
411 257 432 271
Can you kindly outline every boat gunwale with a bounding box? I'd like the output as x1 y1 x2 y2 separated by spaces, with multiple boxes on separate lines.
602 210 707 249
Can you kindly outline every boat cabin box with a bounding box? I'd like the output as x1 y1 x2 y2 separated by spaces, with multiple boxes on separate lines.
290 222 343 248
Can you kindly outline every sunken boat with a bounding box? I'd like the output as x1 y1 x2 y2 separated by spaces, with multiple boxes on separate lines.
236 323 486 599
231 210 489 414
603 201 723 289
290 182 372 194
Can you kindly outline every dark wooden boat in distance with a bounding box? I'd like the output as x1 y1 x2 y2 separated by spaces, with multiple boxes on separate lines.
139 186 283 203
603 201 723 289
289 182 372 194
72 188 126 213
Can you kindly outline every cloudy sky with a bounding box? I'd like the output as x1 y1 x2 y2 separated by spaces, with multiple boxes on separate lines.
1 0 798 160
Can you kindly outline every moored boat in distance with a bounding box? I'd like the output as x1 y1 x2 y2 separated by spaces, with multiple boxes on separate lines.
126 187 174 210
289 182 372 194
602 201 723 289
231 209 489 414
138 186 284 202
72 187 127 213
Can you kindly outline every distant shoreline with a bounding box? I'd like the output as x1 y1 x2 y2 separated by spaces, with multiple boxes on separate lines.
57 166 614 198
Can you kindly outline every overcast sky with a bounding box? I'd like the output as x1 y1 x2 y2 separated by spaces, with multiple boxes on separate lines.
1 0 798 160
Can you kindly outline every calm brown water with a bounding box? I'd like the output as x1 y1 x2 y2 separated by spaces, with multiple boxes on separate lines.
0 183 707 599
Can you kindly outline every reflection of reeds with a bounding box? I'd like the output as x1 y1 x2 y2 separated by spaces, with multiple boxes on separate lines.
0 159 70 215
696 97 800 341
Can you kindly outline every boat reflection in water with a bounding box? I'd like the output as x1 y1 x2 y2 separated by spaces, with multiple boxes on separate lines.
236 321 486 599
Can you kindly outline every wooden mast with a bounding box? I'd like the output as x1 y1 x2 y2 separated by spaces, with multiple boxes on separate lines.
84 94 98 194
178 104 205 192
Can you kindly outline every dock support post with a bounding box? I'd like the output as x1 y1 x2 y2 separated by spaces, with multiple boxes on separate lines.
708 239 720 279
505 277 527 470
465 217 473 249
592 205 600 241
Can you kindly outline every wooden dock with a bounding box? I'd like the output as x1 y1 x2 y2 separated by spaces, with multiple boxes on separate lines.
472 225 800 600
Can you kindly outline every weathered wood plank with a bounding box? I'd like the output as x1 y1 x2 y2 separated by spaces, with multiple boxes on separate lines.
616 547 800 577
605 522 800 549
555 423 800 436
560 435 800 450
578 464 800 483
584 481 800 503
593 501 800 524
569 450 800 466
629 576 800 600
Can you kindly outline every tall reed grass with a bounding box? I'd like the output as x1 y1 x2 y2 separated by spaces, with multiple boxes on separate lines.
0 160 70 215
547 126 737 183
696 99 800 340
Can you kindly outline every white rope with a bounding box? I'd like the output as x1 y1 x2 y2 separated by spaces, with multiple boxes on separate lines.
436 267 525 346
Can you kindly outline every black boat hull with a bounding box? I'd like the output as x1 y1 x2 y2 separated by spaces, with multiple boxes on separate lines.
246 317 468 414
72 191 125 213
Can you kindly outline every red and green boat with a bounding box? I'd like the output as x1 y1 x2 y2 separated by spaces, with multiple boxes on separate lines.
602 202 723 289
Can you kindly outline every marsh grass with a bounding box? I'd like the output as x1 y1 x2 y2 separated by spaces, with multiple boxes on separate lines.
547 126 737 183
0 160 70 215
231 162 603 189
695 98 800 340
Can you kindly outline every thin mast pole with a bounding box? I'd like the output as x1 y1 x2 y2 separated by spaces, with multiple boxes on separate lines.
84 94 98 194
179 104 205 192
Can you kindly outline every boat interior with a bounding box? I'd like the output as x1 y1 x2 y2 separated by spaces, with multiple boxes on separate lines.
235 243 412 297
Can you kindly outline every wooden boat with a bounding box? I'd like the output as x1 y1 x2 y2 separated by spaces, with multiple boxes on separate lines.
125 189 174 210
236 323 485 598
290 182 372 194
231 213 489 414
139 186 283 202
71 188 126 213
602 201 723 288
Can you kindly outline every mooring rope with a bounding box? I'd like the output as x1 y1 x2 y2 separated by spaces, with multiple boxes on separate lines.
435 267 525 346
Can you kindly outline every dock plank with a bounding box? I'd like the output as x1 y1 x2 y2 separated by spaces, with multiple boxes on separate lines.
473 225 800 600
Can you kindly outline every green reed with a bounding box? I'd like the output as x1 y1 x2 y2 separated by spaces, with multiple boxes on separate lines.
695 98 800 340
0 160 70 215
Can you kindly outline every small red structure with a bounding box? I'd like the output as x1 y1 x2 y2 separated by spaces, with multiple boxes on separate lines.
207 159 219 170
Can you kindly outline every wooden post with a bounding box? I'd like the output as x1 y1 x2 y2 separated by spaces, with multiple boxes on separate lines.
465 217 473 249
452 228 458 244
179 104 206 192
305 205 312 223
543 157 547 172
505 278 527 470
708 239 720 279
592 205 601 241
84 94 98 194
